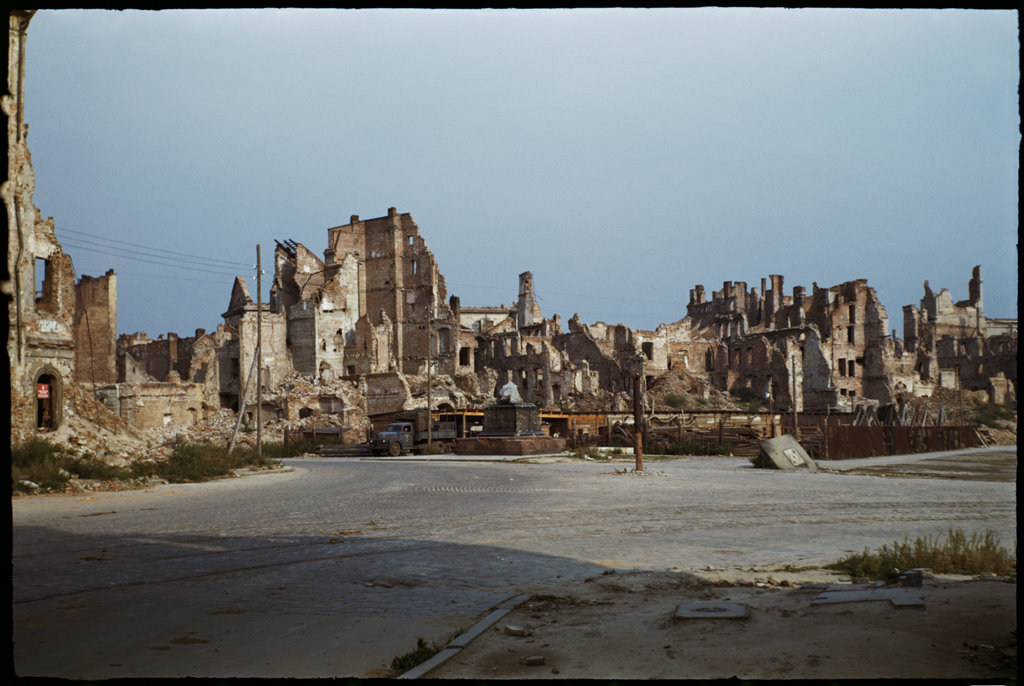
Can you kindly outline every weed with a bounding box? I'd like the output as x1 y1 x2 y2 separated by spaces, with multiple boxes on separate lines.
389 627 464 674
571 446 610 461
827 529 1016 581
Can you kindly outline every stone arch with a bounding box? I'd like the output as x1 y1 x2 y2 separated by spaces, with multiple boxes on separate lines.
32 364 65 432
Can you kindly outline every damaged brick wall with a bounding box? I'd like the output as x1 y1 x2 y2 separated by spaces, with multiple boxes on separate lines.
73 269 117 387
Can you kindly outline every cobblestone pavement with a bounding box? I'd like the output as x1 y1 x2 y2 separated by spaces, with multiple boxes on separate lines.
12 448 1016 678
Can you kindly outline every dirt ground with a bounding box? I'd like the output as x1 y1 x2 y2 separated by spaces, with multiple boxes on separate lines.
427 568 1017 681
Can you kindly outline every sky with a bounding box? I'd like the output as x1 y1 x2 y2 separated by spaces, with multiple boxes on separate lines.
23 8 1019 338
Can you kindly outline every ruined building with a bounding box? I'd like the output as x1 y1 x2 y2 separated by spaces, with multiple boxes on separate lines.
675 275 915 411
9 11 1013 448
5 12 133 441
903 266 1017 404
101 203 1017 436
6 14 76 437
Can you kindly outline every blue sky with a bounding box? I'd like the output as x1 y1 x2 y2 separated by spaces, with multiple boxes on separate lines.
24 8 1019 337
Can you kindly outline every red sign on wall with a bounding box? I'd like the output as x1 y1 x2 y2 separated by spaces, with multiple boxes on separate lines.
37 384 50 399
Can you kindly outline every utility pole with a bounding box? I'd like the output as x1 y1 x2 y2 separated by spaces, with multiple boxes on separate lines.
426 297 433 449
633 369 643 471
256 244 263 461
791 355 799 441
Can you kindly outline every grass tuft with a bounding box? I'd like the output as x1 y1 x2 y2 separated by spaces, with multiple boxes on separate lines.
827 529 1016 581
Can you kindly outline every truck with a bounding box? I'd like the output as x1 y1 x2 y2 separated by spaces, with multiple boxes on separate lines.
369 410 457 456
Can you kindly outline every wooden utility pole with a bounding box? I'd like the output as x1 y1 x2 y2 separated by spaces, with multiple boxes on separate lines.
256 245 263 460
227 351 259 453
426 297 433 449
633 371 643 471
791 355 799 441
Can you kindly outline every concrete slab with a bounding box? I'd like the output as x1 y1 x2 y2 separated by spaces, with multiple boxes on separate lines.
407 594 530 678
753 434 818 471
396 647 461 680
811 588 924 607
673 602 749 619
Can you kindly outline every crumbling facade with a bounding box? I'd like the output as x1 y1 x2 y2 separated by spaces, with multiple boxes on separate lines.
903 266 1017 403
6 11 77 438
676 275 918 411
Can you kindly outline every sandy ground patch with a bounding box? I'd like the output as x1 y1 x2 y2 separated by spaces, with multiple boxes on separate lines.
426 569 1016 680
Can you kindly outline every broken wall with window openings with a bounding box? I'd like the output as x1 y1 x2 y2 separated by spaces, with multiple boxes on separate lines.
326 208 456 376
901 266 1017 403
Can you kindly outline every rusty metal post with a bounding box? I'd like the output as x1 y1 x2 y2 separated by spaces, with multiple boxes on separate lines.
633 372 643 471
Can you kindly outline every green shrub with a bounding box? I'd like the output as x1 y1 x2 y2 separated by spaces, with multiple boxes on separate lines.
663 393 687 409
970 401 1016 428
11 437 74 492
729 386 763 404
63 455 134 481
827 529 1016 581
150 442 278 483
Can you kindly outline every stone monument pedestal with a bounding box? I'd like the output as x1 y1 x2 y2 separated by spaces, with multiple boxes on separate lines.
455 399 566 456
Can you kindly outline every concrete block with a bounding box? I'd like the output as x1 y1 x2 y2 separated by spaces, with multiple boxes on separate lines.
752 434 818 471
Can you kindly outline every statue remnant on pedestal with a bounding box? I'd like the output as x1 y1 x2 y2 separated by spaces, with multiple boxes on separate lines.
498 381 523 404
483 382 542 436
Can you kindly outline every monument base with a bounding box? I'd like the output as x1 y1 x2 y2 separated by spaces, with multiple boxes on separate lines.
455 435 567 456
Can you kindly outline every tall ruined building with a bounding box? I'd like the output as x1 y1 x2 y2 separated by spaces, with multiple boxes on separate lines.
6 10 77 438
324 208 452 375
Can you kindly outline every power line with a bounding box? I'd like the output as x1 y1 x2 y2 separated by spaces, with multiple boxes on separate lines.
58 227 253 268
59 240 247 278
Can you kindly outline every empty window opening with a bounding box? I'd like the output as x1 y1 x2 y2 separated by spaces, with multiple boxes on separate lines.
412 259 418 275
848 359 856 377
459 348 471 366
641 341 654 360
408 235 415 246
838 359 847 377
35 258 48 300
848 304 856 324
346 365 356 375
847 326 855 343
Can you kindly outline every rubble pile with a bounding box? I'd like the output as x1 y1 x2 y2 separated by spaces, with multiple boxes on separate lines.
37 385 150 464
403 373 472 410
647 371 745 412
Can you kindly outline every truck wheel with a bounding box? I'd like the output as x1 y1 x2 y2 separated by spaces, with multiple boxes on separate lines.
388 441 403 457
